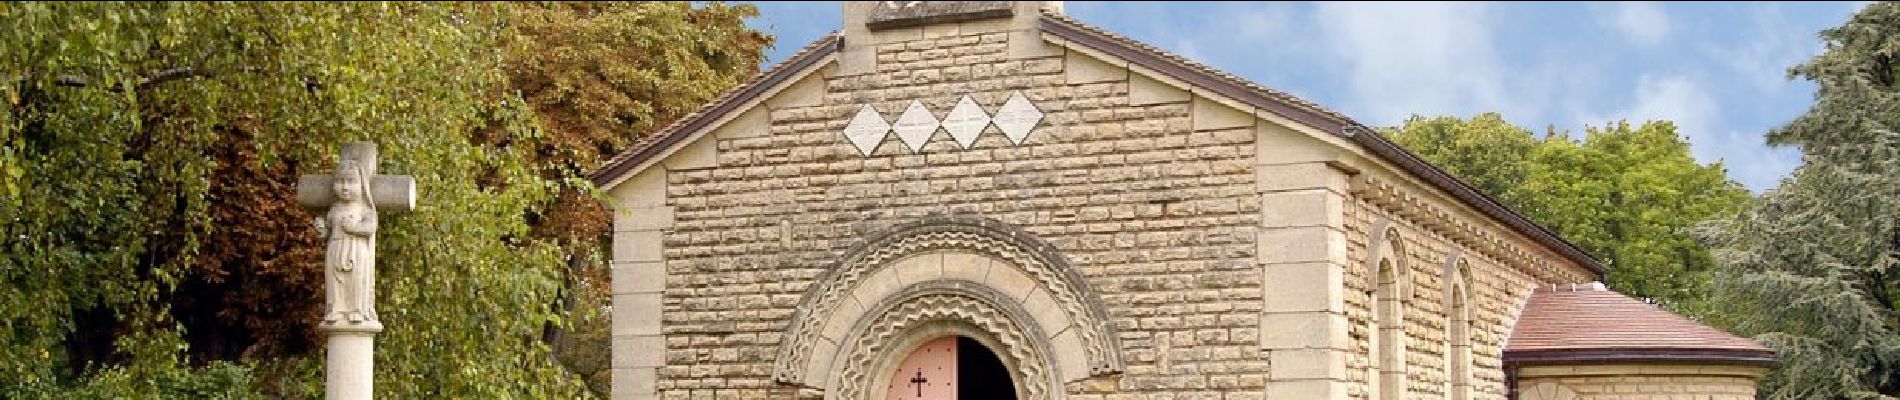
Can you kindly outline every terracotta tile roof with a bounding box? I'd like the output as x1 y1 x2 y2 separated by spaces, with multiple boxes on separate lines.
1504 283 1776 366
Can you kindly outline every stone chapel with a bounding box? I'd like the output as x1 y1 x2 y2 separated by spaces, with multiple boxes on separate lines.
592 2 1777 399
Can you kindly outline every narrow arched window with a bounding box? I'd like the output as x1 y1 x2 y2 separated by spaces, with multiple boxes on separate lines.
1368 228 1408 400
1446 261 1474 400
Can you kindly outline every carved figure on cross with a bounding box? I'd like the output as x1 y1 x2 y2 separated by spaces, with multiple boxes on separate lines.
297 142 414 331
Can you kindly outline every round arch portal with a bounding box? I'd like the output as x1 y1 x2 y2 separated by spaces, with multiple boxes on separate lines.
771 216 1124 399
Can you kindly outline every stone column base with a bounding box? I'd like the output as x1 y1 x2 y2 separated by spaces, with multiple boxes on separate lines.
323 324 382 400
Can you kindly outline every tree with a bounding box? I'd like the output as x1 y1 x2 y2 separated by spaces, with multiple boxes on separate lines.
500 2 769 394
1387 115 1749 316
1698 2 1900 398
1383 114 1541 207
0 2 773 397
1 3 588 397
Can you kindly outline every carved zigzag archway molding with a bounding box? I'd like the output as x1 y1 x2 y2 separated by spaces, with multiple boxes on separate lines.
772 216 1124 396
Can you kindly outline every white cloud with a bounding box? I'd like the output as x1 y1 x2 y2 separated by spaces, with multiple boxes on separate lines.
1310 2 1527 123
1705 3 1814 92
1595 75 1717 148
1603 2 1672 47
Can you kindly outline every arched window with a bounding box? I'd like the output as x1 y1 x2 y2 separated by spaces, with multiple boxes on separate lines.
1445 260 1474 400
1368 227 1409 400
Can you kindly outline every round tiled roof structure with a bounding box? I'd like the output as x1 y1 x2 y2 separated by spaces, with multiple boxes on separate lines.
1504 283 1776 366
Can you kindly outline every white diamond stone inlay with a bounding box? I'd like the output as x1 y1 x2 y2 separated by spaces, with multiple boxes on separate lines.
892 100 941 153
993 91 1043 145
941 95 992 149
843 104 891 156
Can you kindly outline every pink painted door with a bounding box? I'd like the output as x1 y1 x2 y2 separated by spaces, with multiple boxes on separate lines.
884 336 958 400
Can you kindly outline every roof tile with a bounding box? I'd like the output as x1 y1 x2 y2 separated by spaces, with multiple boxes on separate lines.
1505 283 1775 365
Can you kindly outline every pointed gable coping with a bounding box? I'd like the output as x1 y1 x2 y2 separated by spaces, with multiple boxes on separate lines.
1036 12 1607 277
585 13 1607 278
589 33 841 190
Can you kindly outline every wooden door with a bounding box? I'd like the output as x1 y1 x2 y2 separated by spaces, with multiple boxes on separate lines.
884 336 958 400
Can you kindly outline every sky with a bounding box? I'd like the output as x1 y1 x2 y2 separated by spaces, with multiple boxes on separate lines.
740 1 1871 191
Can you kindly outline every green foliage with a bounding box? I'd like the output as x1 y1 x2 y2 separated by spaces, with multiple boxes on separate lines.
1 2 590 397
498 3 770 395
1698 2 1900 398
1387 114 1749 316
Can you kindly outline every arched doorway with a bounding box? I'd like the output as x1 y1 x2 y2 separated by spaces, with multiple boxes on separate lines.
771 216 1127 399
881 336 1017 400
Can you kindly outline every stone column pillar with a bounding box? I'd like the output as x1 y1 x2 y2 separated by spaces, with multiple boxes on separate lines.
324 325 382 400
297 141 415 400
1253 122 1355 398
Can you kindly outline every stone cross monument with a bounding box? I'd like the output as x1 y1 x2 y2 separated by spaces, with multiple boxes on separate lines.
297 142 415 400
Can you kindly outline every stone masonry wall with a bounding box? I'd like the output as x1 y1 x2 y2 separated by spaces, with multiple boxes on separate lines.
611 6 1606 399
619 18 1266 399
1514 365 1767 400
1340 193 1598 400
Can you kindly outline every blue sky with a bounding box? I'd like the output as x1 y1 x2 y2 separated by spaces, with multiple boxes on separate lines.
741 2 1870 191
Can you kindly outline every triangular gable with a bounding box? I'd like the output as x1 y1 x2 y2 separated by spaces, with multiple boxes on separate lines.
586 14 1606 277
1037 12 1606 277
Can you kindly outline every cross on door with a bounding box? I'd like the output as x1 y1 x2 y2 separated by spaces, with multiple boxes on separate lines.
909 369 929 397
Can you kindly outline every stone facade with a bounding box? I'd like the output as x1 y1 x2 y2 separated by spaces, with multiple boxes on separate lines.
596 2 1767 399
1515 365 1768 400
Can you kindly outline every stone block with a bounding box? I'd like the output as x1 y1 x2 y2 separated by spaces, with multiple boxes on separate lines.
806 339 838 386
984 265 1038 301
1264 379 1346 399
1007 29 1056 59
614 206 675 233
612 367 657 396
1021 287 1068 337
613 230 663 263
1260 190 1344 229
1515 366 1573 378
1254 162 1349 193
613 335 665 368
820 297 864 342
869 26 923 44
1192 96 1255 131
713 107 768 140
609 168 666 208
1257 226 1347 265
1049 328 1090 382
768 69 829 110
958 15 1014 34
1065 49 1124 84
922 22 960 39
613 292 662 336
840 45 878 76
1258 312 1348 350
890 254 944 286
1129 73 1189 105
850 265 906 306
1259 262 1345 314
1268 348 1345 380
662 135 717 170
1256 122 1344 165
942 252 994 283
612 261 665 295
